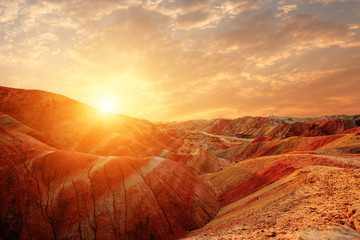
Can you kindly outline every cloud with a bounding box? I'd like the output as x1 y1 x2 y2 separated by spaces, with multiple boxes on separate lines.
220 0 266 17
174 8 223 29
310 0 348 5
73 6 172 75
277 3 299 17
0 0 25 23
170 64 360 120
55 0 129 23
266 66 360 117
212 12 360 68
0 0 359 120
154 64 360 120
163 0 215 11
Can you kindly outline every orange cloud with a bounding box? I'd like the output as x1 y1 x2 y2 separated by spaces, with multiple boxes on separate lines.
0 0 359 121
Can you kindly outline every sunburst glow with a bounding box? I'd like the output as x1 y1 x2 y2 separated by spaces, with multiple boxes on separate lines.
0 0 359 121
99 98 114 113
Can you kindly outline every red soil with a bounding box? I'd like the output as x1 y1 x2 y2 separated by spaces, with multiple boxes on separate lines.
251 136 275 143
300 135 344 151
0 126 219 240
219 154 360 206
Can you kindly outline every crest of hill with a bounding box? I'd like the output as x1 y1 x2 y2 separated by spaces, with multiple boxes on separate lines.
160 115 360 139
0 125 219 239
0 86 227 174
0 86 155 151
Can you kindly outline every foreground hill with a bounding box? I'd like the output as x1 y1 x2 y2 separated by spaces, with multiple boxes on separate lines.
0 86 155 151
186 163 360 239
1 86 360 239
0 125 219 239
0 86 226 174
180 128 360 239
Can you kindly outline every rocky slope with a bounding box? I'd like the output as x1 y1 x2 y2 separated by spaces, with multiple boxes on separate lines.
0 126 219 239
0 86 224 174
162 115 360 139
0 111 60 148
185 165 360 239
181 128 360 239
1 86 360 240
0 86 156 151
213 127 360 162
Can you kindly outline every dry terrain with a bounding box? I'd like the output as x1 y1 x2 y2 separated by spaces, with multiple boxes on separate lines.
1 86 360 239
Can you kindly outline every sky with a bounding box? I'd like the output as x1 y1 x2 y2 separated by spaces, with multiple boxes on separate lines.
0 0 360 121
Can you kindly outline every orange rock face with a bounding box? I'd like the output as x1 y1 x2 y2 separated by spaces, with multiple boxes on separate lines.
0 86 225 174
162 115 355 139
1 86 360 240
0 126 219 239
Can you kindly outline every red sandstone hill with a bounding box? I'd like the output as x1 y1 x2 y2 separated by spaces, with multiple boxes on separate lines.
213 130 360 162
162 115 360 139
1 86 360 239
185 158 360 239
0 111 60 148
0 86 225 174
0 125 219 239
0 86 155 151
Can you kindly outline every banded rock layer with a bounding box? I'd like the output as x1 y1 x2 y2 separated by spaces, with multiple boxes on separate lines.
0 126 219 240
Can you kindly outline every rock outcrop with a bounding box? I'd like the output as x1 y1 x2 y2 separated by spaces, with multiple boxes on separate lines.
0 126 219 240
161 116 355 139
0 86 226 174
1 86 360 240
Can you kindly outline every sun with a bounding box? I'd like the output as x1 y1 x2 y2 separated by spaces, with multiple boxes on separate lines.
99 98 114 113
